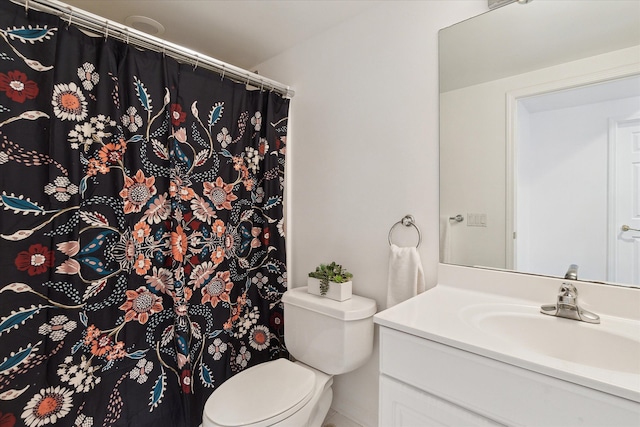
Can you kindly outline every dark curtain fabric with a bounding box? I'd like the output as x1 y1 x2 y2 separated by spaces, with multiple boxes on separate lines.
0 2 289 426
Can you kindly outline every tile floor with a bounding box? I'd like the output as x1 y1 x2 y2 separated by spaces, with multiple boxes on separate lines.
322 410 363 427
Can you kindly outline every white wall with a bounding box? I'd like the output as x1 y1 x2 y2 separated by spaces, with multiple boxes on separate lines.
440 46 640 270
255 2 487 425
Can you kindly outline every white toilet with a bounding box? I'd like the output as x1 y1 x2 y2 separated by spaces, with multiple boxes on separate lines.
202 286 377 427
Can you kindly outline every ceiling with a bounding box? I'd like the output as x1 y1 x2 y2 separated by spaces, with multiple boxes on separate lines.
62 0 380 71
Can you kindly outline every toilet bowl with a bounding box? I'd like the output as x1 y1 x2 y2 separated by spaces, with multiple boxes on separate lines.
202 359 333 427
202 287 376 427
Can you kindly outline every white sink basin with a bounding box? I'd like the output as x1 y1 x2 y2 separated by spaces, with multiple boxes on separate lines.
464 305 640 375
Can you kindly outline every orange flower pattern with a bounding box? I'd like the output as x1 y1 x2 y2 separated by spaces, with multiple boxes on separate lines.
119 286 164 324
171 225 188 263
0 4 288 426
203 177 237 210
200 271 233 307
120 170 157 214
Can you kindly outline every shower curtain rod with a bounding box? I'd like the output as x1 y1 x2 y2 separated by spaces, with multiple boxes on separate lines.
10 0 295 98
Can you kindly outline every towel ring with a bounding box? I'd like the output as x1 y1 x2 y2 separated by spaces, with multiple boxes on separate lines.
388 215 421 248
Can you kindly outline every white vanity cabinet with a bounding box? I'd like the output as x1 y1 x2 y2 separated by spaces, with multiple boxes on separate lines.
378 326 640 427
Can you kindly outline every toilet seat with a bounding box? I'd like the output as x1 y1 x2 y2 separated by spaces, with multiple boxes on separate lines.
203 358 315 427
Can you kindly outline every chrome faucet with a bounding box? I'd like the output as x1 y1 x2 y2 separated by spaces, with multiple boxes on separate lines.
540 282 600 324
564 264 579 280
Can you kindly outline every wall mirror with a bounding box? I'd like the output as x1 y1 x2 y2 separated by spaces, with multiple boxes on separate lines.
439 0 640 287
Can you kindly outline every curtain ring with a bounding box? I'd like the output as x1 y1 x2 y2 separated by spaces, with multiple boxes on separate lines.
104 20 109 42
66 8 73 29
24 0 29 16
260 80 264 92
125 28 129 44
193 55 199 71
220 65 225 81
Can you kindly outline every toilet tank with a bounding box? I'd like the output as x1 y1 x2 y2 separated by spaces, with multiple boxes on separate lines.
282 286 377 375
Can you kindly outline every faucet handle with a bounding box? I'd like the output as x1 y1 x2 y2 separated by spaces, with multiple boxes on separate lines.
558 282 577 306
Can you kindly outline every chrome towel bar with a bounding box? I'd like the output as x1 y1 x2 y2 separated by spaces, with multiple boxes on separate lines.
449 214 464 223
388 215 421 248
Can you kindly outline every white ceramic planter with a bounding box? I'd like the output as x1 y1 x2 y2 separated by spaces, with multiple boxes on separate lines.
307 277 352 301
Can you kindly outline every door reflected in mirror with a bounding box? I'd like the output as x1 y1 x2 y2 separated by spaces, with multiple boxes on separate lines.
439 0 640 287
514 77 640 285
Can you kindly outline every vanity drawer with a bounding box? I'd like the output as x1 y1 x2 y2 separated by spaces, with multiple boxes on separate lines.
380 375 504 427
379 326 640 426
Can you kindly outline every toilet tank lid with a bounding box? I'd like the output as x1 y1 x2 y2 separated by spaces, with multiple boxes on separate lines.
282 287 377 320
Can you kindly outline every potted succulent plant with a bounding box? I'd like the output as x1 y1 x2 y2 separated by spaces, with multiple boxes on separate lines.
307 262 353 301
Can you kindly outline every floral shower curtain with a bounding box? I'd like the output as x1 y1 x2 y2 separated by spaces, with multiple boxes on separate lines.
0 2 289 426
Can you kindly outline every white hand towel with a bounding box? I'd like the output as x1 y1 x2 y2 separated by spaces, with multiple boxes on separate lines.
386 243 425 308
439 216 452 263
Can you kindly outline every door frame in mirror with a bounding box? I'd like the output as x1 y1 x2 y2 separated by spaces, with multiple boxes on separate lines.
505 63 640 272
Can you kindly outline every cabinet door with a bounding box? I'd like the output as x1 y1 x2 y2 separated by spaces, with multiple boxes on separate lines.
379 375 503 427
